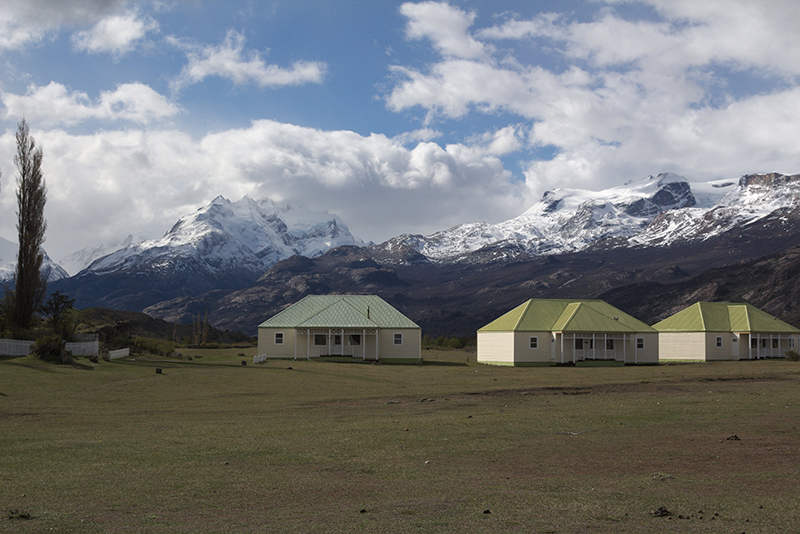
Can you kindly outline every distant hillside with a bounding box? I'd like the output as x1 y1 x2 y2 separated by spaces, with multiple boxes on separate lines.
78 308 253 344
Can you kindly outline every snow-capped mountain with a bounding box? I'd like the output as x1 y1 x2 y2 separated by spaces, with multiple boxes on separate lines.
632 173 800 246
51 195 363 311
377 173 702 260
83 195 362 277
59 234 137 276
0 236 69 284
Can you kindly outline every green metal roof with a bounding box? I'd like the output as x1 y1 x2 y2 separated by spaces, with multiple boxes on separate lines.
478 299 655 333
653 302 800 333
258 295 419 329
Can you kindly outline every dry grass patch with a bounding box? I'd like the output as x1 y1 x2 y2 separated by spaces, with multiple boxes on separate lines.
1 353 798 533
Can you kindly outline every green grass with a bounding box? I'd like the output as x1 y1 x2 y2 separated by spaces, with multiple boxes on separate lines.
1 349 799 533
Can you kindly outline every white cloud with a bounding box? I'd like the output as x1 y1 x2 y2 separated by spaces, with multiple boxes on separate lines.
387 0 800 195
71 9 158 56
170 30 326 92
1 82 180 126
399 1 489 59
0 0 130 51
0 121 527 259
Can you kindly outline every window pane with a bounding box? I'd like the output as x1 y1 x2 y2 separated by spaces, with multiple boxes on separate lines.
529 336 537 349
314 335 327 346
349 334 361 346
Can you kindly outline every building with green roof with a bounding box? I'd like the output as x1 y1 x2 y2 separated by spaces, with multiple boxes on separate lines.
257 295 421 363
477 299 658 366
653 302 800 361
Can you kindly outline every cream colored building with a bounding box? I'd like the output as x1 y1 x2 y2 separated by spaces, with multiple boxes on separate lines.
478 299 659 366
257 295 421 363
653 302 800 361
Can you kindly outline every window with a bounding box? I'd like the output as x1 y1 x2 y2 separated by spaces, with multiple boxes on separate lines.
751 338 758 349
574 338 583 350
349 334 361 346
529 336 538 349
772 338 779 349
636 338 644 350
605 339 615 350
716 336 722 348
393 333 403 345
791 338 796 349
274 332 284 345
314 335 327 346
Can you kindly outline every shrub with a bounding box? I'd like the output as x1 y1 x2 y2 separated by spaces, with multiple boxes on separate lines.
130 336 175 357
785 350 800 361
33 335 72 364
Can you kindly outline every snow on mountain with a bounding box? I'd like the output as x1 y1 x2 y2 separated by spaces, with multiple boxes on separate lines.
376 172 800 262
80 195 363 278
58 234 138 276
379 173 697 260
633 173 800 246
0 236 69 283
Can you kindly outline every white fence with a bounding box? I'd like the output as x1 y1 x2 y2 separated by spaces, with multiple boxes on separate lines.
0 339 34 356
108 348 130 360
66 340 99 357
0 338 99 357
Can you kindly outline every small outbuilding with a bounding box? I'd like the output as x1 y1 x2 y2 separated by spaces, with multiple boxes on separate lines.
653 302 800 361
477 299 659 366
257 295 421 363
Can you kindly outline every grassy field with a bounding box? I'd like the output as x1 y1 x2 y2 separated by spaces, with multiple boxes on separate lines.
1 348 799 533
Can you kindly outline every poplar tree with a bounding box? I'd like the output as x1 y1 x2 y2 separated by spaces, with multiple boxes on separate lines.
13 118 47 330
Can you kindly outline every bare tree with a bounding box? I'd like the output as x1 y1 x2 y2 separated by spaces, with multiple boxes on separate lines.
13 118 47 330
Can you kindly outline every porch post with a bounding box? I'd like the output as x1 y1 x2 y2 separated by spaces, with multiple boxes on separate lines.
623 334 627 363
560 333 564 364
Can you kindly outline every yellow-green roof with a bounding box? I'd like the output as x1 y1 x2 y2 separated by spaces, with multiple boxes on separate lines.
478 299 655 333
653 302 800 333
258 295 419 329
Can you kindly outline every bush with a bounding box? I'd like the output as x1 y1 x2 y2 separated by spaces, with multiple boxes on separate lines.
33 334 72 364
130 336 175 357
785 350 800 361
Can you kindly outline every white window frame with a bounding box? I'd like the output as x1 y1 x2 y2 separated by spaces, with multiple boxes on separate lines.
636 337 644 350
529 336 538 349
716 336 723 348
274 332 284 345
791 338 796 349
393 332 403 345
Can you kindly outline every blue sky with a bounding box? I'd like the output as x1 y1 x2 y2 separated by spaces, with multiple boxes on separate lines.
1 0 799 261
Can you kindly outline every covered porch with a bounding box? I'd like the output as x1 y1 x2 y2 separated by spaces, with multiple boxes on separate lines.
554 332 645 364
743 332 799 359
296 328 380 360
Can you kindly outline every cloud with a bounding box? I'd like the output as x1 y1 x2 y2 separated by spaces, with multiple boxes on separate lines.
399 1 489 59
71 9 158 56
170 30 326 92
0 120 527 259
1 82 180 126
0 0 130 51
387 0 800 194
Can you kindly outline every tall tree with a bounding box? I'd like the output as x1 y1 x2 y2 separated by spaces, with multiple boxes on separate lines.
13 118 47 330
